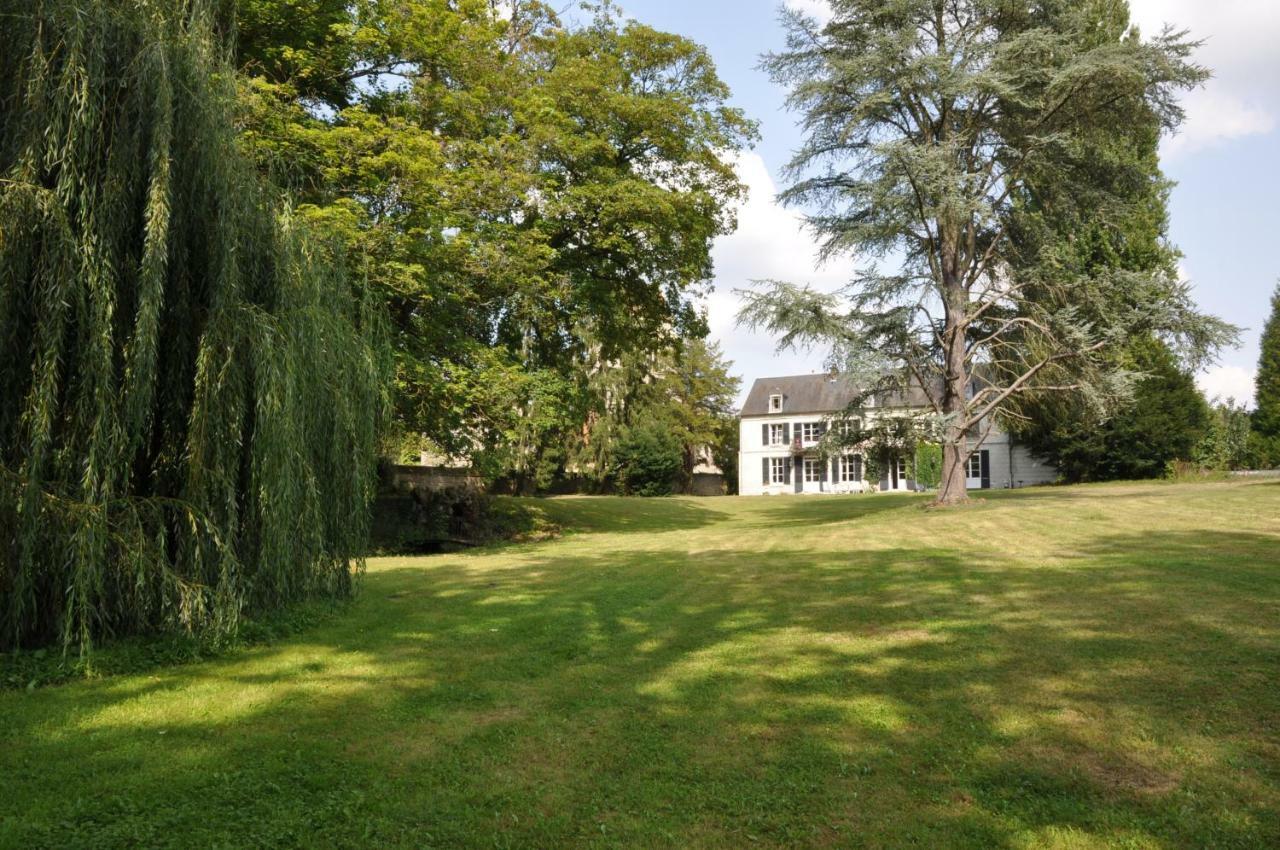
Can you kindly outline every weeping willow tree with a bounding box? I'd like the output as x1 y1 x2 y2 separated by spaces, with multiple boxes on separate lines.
0 0 388 653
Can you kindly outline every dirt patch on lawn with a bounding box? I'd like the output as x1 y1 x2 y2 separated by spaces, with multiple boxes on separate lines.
1020 741 1180 797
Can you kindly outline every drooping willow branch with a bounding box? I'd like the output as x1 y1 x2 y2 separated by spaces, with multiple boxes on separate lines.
0 0 389 653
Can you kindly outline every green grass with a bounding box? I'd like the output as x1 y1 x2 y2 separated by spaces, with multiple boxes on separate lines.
3 481 1279 849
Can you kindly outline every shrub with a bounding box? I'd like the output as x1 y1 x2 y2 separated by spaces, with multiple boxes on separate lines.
613 421 684 496
914 444 943 490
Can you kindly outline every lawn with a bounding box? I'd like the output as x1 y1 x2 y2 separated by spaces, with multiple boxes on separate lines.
2 481 1279 849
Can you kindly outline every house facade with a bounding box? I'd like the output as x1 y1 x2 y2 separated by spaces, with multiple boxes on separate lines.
737 374 1057 496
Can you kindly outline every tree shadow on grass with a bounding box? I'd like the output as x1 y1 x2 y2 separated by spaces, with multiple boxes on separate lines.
745 492 924 529
2 530 1279 848
522 495 733 536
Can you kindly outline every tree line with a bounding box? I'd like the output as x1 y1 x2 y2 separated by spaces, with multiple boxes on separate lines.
227 0 750 494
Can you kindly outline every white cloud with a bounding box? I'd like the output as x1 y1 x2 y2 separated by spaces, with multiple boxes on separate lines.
1162 89 1276 159
1197 364 1257 407
784 0 832 24
1127 0 1280 158
705 152 849 399
785 1 1280 159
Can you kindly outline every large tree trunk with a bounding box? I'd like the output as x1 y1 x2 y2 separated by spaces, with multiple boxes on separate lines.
937 434 969 505
935 241 970 506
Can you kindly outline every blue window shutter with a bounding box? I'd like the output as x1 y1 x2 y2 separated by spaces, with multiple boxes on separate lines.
783 423 790 443
784 458 792 484
980 450 991 489
762 423 769 445
762 457 769 485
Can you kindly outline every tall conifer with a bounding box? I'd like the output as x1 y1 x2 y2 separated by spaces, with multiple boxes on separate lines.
1254 285 1280 439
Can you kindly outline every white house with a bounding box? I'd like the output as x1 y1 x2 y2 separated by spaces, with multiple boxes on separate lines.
737 373 1057 496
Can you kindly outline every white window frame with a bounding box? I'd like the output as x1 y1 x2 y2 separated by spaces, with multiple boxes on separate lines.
769 457 787 484
897 457 908 479
967 452 982 479
803 457 823 482
769 394 783 412
800 422 825 444
838 454 861 482
835 419 861 437
768 423 786 446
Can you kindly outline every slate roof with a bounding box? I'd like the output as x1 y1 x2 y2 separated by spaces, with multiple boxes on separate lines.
739 373 935 417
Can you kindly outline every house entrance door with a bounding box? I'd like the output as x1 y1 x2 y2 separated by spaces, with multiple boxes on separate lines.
886 456 909 491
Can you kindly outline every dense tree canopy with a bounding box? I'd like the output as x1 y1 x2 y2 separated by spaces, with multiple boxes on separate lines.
1017 337 1209 481
0 0 386 651
230 0 756 476
744 0 1234 504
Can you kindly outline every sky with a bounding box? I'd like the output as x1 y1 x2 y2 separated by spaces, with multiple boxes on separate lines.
611 0 1280 407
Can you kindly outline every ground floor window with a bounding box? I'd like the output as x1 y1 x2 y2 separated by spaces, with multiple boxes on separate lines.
967 452 982 479
804 457 823 482
897 457 908 479
838 454 862 482
770 457 787 484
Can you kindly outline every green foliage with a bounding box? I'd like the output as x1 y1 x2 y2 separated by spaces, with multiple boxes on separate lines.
368 484 561 553
658 340 742 486
820 413 938 488
1194 400 1256 472
1253 283 1280 442
231 1 756 471
612 421 684 496
712 417 741 495
1018 337 1210 481
572 337 740 493
914 444 944 490
0 0 386 652
1247 432 1280 470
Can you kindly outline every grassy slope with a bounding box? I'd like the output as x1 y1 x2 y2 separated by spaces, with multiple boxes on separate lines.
2 481 1279 849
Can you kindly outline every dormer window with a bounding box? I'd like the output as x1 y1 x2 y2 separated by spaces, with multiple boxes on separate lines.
769 394 783 412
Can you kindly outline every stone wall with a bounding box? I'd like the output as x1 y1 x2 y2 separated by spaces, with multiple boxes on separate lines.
383 464 483 494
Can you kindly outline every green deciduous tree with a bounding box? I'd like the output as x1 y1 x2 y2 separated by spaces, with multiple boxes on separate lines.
574 337 740 493
744 0 1234 505
1195 399 1254 472
0 0 386 652
230 0 755 471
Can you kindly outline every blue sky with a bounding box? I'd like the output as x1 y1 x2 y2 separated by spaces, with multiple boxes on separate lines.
613 0 1280 406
